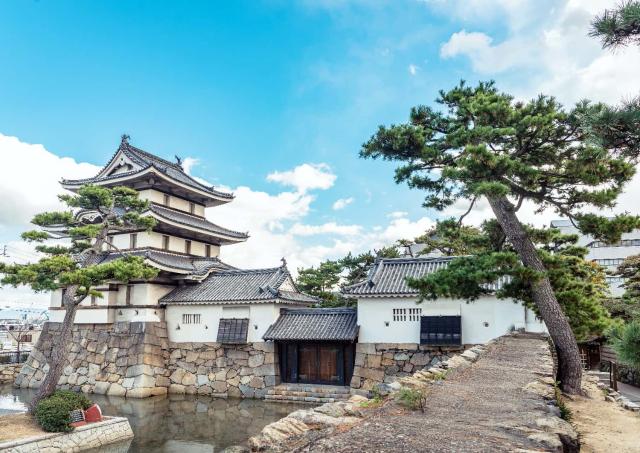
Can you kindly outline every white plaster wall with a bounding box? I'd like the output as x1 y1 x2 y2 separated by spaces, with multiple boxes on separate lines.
138 189 205 216
165 303 282 343
101 231 219 258
357 296 546 344
48 308 114 324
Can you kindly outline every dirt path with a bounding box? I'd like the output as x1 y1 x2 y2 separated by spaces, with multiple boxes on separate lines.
566 379 640 453
0 413 45 442
285 335 569 452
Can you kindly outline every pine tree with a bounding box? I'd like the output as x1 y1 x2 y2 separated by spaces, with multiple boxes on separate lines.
360 81 640 393
408 219 612 342
0 185 158 409
591 1 640 49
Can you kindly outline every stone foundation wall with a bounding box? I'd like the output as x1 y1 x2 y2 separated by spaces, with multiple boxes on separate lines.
15 321 279 399
15 321 170 398
350 343 460 390
0 363 23 384
165 341 278 398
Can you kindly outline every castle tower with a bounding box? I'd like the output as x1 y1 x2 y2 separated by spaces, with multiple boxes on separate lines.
48 137 248 324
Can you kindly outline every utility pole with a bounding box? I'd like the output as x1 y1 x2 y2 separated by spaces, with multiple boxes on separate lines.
0 245 7 257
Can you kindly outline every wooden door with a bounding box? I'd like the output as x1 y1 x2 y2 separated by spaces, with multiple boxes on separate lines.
297 344 319 382
318 344 340 383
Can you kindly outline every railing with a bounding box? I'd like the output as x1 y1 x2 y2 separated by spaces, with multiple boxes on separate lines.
0 350 29 365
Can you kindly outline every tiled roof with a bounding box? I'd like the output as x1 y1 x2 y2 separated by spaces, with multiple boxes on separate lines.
149 204 248 241
62 141 233 200
97 248 234 278
217 318 249 344
263 308 358 341
160 265 318 305
342 256 507 297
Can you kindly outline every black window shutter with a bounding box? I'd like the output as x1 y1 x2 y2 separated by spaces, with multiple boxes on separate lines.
420 316 462 346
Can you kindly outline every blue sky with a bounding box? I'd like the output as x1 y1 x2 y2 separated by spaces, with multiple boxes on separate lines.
1 0 638 307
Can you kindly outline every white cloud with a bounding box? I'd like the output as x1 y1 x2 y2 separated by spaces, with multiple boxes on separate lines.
290 222 362 236
266 163 337 194
408 64 418 75
0 134 99 230
438 0 640 104
332 197 354 210
181 157 199 175
387 211 408 219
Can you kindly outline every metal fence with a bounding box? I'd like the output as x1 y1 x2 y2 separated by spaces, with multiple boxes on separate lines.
0 350 29 365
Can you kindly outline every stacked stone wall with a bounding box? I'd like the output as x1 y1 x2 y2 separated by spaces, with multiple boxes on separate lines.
350 343 460 390
14 321 280 399
0 363 23 384
15 321 170 398
166 341 278 398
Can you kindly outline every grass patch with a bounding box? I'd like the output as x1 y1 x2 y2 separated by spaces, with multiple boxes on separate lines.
554 382 573 422
396 387 427 413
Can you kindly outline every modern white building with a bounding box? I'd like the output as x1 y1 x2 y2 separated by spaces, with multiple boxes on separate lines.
550 219 640 296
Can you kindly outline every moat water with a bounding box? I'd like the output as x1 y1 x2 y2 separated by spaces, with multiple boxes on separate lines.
0 385 307 452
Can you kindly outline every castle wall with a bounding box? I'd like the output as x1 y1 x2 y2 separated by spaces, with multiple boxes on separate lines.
14 321 278 399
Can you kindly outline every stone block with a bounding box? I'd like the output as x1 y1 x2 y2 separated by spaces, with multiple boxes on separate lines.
182 372 197 386
197 374 209 386
156 376 170 387
127 387 153 398
185 351 199 362
170 349 182 360
125 364 154 377
227 350 250 360
252 364 275 377
107 383 127 397
394 353 410 361
77 366 88 376
248 353 265 368
239 384 255 397
216 357 227 368
366 354 382 368
143 354 165 368
264 375 277 387
93 381 111 395
122 377 135 389
212 381 227 393
253 342 275 352
249 377 265 388
356 343 377 355
409 353 430 367
176 361 197 373
170 368 186 383
169 383 186 394
134 374 156 388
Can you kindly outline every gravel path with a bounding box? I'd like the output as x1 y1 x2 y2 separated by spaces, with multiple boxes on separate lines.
294 335 557 452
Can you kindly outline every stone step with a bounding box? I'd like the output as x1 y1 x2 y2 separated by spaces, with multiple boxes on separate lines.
264 394 348 404
269 384 351 394
267 389 351 399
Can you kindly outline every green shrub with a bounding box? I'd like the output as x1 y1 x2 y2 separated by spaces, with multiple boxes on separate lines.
554 382 573 422
50 390 92 410
396 387 427 412
34 391 93 432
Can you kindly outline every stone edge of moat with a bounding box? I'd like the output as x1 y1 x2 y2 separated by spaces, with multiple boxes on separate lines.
0 416 133 452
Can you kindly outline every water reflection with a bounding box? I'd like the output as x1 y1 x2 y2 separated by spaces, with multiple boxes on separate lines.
1 385 307 452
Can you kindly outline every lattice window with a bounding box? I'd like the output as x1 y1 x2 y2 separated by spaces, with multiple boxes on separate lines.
408 308 422 321
182 313 201 324
392 308 407 321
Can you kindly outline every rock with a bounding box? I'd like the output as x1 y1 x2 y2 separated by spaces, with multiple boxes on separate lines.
170 368 186 383
314 402 347 418
394 353 410 361
535 417 579 451
134 374 156 388
348 395 369 404
197 374 209 386
107 383 127 396
239 384 255 397
122 377 135 389
169 383 186 394
248 353 265 368
523 381 554 400
461 350 479 362
93 381 111 395
212 381 227 393
527 432 563 452
127 387 153 398
182 372 197 386
249 376 265 388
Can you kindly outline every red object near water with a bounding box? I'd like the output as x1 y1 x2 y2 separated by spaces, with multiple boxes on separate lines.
83 404 103 423
70 420 87 428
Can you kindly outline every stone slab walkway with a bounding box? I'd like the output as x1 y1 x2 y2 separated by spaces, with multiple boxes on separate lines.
287 335 563 452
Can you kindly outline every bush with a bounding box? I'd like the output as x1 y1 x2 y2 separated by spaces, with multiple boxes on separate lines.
396 387 427 412
34 391 93 432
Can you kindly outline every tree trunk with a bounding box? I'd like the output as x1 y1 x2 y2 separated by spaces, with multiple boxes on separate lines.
28 288 80 412
487 195 583 394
